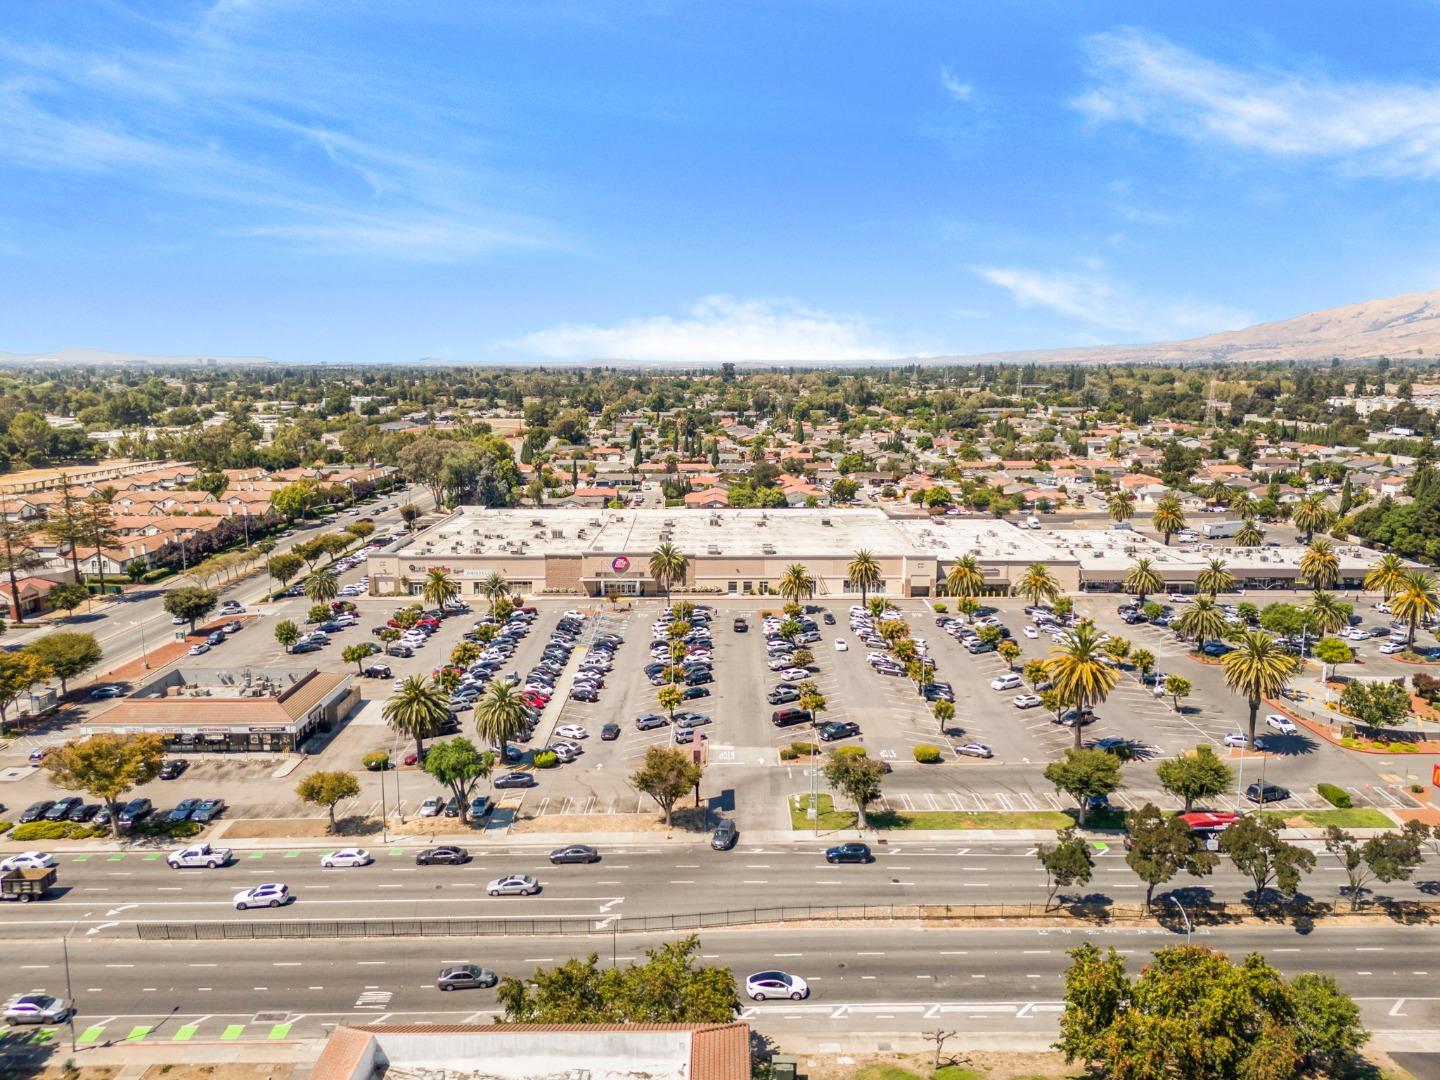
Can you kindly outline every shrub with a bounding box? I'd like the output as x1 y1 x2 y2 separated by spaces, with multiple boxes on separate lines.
832 745 868 758
0 820 10 836
10 821 106 841
1316 783 1351 809
779 748 798 761
788 741 819 756
532 751 558 769
913 744 942 764
1412 784 1426 794
130 818 202 840
362 751 390 772
932 603 948 613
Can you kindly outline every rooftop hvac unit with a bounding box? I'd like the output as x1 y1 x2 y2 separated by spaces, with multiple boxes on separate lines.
551 529 563 539
530 519 543 527
821 518 832 526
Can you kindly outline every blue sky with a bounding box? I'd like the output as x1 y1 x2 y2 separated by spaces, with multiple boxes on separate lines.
5 1 1440 364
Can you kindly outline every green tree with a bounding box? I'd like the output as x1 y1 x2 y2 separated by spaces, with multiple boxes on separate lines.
479 571 510 611
1151 493 1185 545
496 935 738 1023
1043 748 1122 826
1123 557 1163 602
847 549 882 609
420 567 459 609
1221 627 1298 748
932 697 955 731
26 632 102 696
656 683 683 722
1195 557 1235 598
1163 673 1192 711
1022 658 1050 688
473 680 530 755
1047 623 1120 750
1129 648 1154 682
1339 679 1411 728
1155 744 1233 812
1236 517 1265 547
1220 813 1317 906
1106 489 1135 523
163 586 218 632
295 769 361 833
648 541 688 605
1036 827 1095 910
820 750 886 828
1292 492 1333 542
274 619 300 653
382 675 449 760
80 493 121 600
778 563 816 605
1015 562 1060 607
0 511 44 625
1363 553 1407 601
341 643 373 673
631 745 702 826
399 502 421 532
1324 826 1423 910
304 570 339 604
1392 570 1440 648
1314 636 1352 681
1300 538 1340 589
1291 972 1370 1075
1123 802 1218 910
45 732 166 838
48 582 90 619
997 639 1021 670
266 552 304 592
1174 596 1227 646
423 737 495 824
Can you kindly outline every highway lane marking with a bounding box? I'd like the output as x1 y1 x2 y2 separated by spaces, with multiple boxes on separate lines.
774 953 803 957
356 961 387 965
273 962 302 966
856 952 885 956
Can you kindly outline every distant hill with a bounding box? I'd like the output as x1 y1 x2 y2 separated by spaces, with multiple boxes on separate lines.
8 289 1440 368
928 289 1440 367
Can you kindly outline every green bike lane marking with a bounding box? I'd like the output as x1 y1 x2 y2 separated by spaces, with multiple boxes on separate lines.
247 851 267 859
124 1025 152 1042
77 1025 106 1045
107 853 125 862
143 852 162 861
267 1023 292 1040
283 850 300 858
173 1025 199 1041
220 1025 246 1040
72 854 92 862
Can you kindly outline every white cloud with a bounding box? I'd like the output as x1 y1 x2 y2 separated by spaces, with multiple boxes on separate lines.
1074 27 1440 178
940 65 973 102
973 262 1249 339
506 295 907 363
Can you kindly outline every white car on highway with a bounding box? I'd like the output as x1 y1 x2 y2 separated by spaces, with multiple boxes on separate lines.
0 852 55 872
321 848 372 868
233 883 290 909
487 874 540 896
745 970 809 1001
556 725 589 740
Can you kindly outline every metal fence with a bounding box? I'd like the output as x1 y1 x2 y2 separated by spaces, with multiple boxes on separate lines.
134 898 1440 941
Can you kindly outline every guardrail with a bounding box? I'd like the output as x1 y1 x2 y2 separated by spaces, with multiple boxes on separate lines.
134 898 1440 940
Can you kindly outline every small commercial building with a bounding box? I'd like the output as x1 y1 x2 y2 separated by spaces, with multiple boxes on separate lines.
81 667 358 753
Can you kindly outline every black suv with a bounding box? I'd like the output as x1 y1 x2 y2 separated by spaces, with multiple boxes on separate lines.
711 818 739 850
825 842 873 864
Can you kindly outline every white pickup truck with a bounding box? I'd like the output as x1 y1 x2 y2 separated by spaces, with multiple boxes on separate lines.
167 843 233 869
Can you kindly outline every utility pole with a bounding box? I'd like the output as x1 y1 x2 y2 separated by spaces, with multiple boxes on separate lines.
1170 895 1193 944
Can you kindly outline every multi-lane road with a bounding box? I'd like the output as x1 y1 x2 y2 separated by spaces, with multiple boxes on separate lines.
3 837 1437 938
5 925 1438 1047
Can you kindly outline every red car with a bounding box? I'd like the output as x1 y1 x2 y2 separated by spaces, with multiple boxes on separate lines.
521 691 548 707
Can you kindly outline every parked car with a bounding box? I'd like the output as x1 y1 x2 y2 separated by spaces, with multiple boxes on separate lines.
168 799 202 823
954 742 993 759
1012 694 1041 709
819 721 860 742
191 798 226 823
635 713 669 731
159 759 188 780
117 798 153 828
1245 782 1291 804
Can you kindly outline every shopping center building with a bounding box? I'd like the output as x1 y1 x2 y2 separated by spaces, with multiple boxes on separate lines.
367 507 1386 599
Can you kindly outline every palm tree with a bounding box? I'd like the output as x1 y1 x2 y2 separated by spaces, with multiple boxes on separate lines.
778 563 816 606
1124 557 1163 603
1015 563 1060 607
1221 628 1298 749
1391 571 1440 648
1364 554 1407 602
304 570 339 604
1175 596 1228 648
1306 590 1348 640
1151 494 1185 546
473 681 530 757
1046 623 1120 749
1292 493 1332 543
1235 518 1265 548
479 571 510 612
847 549 882 609
1107 489 1136 524
1228 490 1256 520
382 676 449 760
1299 539 1340 590
945 554 984 600
648 541 689 606
421 567 459 609
1202 478 1232 506
1195 557 1235 599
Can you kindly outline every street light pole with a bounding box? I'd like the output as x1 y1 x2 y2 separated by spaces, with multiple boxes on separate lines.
61 926 78 1052
1169 896 1193 944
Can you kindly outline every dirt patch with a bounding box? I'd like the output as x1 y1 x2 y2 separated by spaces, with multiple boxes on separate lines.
219 817 374 840
511 807 710 834
138 1066 294 1080
794 1050 1078 1080
34 1068 119 1080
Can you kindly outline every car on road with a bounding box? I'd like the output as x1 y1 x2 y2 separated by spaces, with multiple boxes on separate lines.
187 642 211 656
206 630 226 646
990 674 1022 691
89 684 126 700
0 852 56 872
818 721 860 742
222 620 244 634
1265 714 1298 735
191 798 226 823
416 846 469 866
233 884 290 909
824 842 873 864
1245 782 1291 804
556 724 589 740
487 873 540 896
171 614 189 625
158 759 188 780
549 844 600 864
321 848 372 868
437 964 498 991
494 771 537 789
168 843 232 869
3 994 70 1025
954 742 993 759
1012 694 1041 709
711 818 739 850
745 971 809 1001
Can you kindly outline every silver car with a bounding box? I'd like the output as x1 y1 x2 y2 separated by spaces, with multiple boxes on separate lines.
4 994 69 1025
487 873 540 896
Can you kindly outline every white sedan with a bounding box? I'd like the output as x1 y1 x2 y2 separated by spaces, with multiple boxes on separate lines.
556 725 589 740
487 874 540 896
1380 642 1406 654
834 638 848 651
321 848 372 868
1022 625 1038 639
233 883 290 909
778 668 811 682
745 970 810 1001
0 852 55 873
1265 714 1297 735
1224 732 1269 750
